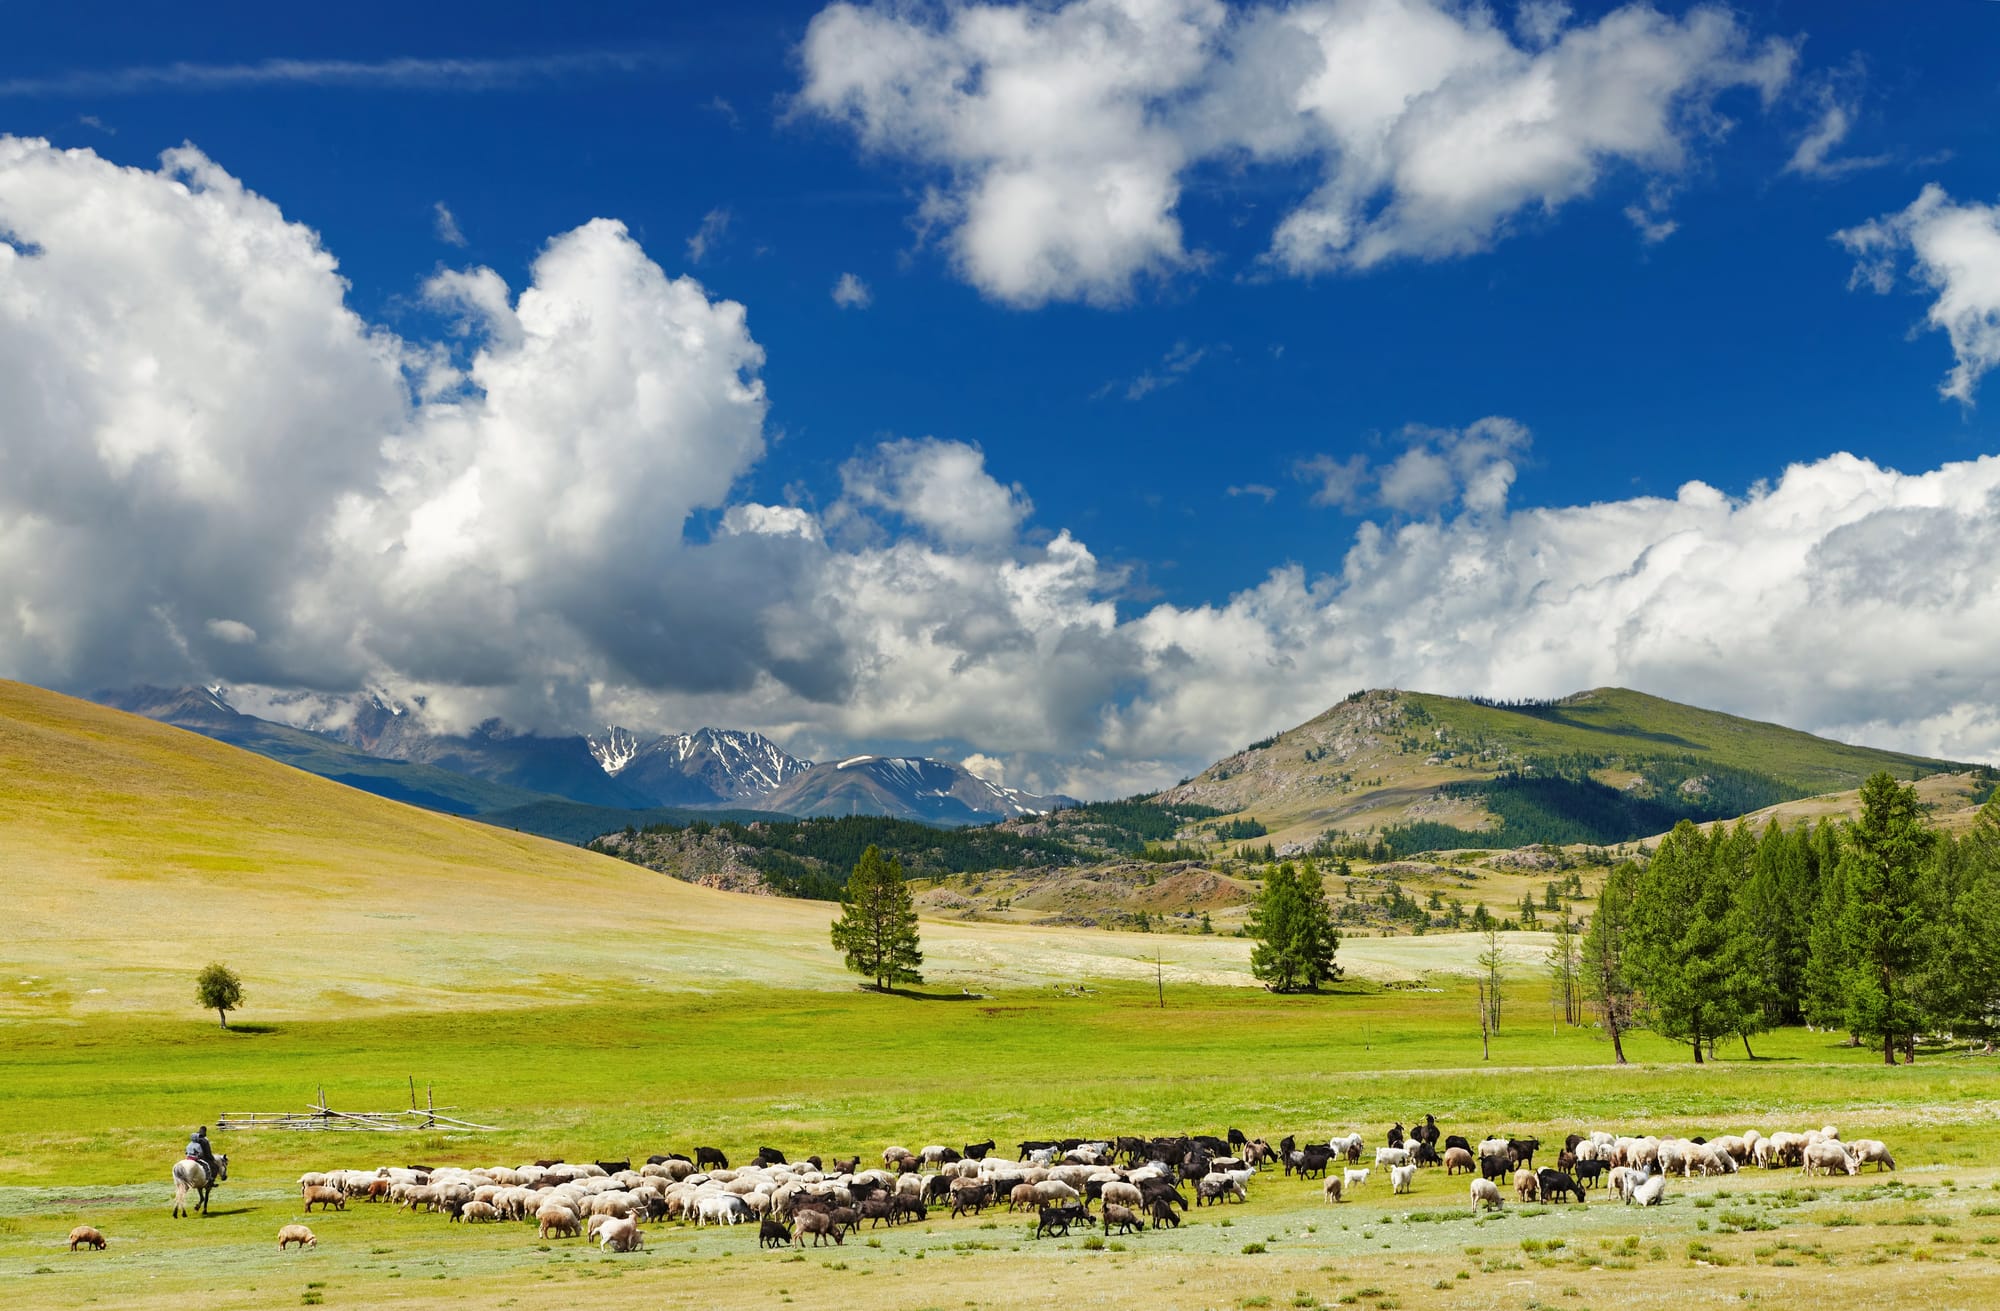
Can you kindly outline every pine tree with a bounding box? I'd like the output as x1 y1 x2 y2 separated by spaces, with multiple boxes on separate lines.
1940 794 2000 1044
829 845 923 990
1742 819 1818 1025
1803 819 1852 1034
1837 773 1933 1063
1626 821 1765 1063
1582 861 1639 1063
1248 861 1340 992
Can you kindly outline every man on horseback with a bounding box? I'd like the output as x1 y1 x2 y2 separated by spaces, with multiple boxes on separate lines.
186 1126 221 1186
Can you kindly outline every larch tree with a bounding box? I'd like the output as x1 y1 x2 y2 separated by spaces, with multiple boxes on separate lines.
1248 861 1341 992
1581 861 1639 1064
1626 821 1766 1063
829 844 923 990
1836 772 1933 1064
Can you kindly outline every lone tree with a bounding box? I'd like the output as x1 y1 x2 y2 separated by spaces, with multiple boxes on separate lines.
830 845 923 990
195 962 244 1028
1247 860 1341 992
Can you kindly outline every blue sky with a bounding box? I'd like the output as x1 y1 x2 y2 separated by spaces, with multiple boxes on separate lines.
3 1 2000 792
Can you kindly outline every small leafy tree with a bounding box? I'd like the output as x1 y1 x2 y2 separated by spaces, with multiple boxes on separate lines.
829 845 923 990
195 963 243 1029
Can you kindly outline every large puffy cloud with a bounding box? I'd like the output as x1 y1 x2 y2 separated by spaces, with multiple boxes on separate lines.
0 137 792 725
797 0 1794 303
1839 185 2000 403
6 136 2000 799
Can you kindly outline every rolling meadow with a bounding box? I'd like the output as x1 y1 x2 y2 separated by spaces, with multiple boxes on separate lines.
5 682 2000 1309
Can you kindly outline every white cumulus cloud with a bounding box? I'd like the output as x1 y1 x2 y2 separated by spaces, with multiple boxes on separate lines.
1839 184 2000 403
798 0 1795 304
7 135 2000 798
832 271 872 307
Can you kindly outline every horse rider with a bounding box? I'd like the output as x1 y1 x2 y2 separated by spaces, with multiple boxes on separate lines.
186 1125 222 1183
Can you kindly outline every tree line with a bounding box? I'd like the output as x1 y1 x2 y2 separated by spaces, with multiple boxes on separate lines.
1584 773 2000 1064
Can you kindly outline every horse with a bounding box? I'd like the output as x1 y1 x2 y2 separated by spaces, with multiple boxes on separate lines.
172 1154 227 1217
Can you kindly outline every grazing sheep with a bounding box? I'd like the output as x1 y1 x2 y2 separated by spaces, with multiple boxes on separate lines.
1802 1141 1858 1177
759 1218 792 1249
1195 1174 1245 1206
1469 1179 1502 1214
1375 1146 1411 1168
459 1201 499 1223
1102 1203 1145 1235
1631 1173 1666 1207
1849 1140 1896 1172
597 1216 642 1252
1322 1175 1343 1204
1100 1181 1143 1211
301 1185 346 1213
1147 1198 1182 1229
794 1209 841 1246
1391 1163 1417 1195
536 1207 581 1239
1443 1147 1475 1176
1514 1168 1539 1202
67 1226 106 1251
1343 1168 1369 1192
277 1224 317 1250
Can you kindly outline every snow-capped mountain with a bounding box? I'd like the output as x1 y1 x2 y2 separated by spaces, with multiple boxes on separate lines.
94 684 1069 825
586 726 812 806
756 755 1076 826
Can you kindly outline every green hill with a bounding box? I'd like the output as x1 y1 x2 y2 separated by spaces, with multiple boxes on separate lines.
1158 687 1982 856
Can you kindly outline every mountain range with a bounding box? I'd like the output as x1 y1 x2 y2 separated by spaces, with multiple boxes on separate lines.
95 685 1075 830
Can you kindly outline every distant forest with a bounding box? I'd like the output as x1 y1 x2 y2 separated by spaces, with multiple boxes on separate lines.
1379 758 1800 855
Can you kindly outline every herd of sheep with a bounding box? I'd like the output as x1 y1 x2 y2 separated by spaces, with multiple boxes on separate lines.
37 1122 1900 1256
183 1121 1890 1255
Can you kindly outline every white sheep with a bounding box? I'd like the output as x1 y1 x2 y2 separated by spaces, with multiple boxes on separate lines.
1343 1168 1369 1192
1390 1163 1417 1195
1802 1141 1857 1177
1469 1179 1502 1213
1631 1173 1666 1207
597 1216 642 1252
1848 1139 1896 1172
1375 1146 1411 1167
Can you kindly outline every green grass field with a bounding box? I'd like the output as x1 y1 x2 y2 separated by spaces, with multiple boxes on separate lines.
5 681 2000 1310
4 981 1999 1311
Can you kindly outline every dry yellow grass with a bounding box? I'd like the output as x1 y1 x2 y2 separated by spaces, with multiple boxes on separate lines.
2 681 1586 1020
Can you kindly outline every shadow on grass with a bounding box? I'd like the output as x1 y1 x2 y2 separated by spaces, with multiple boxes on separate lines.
221 1024 280 1035
859 986 986 1002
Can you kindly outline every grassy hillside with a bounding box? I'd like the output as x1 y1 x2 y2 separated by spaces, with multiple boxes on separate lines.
1160 687 1982 855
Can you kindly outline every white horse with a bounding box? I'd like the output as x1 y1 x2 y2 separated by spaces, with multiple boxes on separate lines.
172 1154 228 1217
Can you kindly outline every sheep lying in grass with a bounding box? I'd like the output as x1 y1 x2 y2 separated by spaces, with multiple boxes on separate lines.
1469 1179 1502 1214
66 1226 106 1251
277 1224 317 1250
1390 1164 1417 1195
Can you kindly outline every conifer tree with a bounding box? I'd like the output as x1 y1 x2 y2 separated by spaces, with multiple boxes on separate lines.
1837 773 1933 1063
829 844 923 990
1582 861 1639 1063
1626 821 1766 1062
1248 861 1341 992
